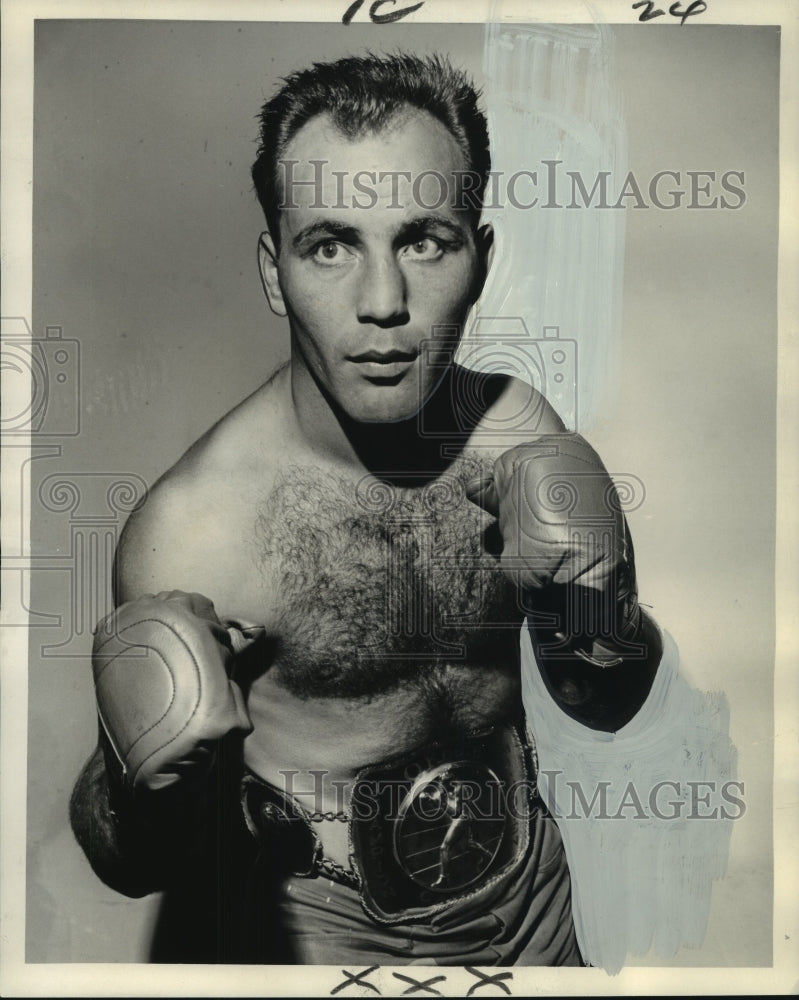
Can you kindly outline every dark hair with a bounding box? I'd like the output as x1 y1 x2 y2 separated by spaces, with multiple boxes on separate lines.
251 51 491 245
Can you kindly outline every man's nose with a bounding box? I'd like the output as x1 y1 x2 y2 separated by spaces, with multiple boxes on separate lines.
356 254 409 327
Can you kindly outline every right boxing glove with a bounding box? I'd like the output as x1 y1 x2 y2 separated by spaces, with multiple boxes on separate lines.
92 590 262 792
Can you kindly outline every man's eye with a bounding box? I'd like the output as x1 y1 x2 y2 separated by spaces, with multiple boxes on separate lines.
312 241 351 265
403 238 442 261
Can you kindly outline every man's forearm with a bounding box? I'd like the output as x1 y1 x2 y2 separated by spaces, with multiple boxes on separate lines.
69 728 211 898
529 607 662 732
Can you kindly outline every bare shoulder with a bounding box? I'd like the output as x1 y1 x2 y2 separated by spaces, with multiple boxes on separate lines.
114 365 289 609
487 372 566 435
453 366 566 449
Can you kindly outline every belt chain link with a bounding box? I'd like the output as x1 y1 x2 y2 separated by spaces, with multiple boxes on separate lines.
308 809 357 885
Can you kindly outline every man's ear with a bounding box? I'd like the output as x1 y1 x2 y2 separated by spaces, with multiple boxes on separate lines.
258 230 287 317
470 222 495 304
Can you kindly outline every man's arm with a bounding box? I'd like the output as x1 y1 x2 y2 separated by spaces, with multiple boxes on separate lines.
70 740 147 898
69 484 260 896
468 429 662 733
69 727 212 898
527 605 662 732
527 507 661 731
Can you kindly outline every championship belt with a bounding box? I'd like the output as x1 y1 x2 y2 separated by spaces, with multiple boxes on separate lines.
348 724 534 924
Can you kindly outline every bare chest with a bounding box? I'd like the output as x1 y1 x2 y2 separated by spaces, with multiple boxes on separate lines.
252 456 524 709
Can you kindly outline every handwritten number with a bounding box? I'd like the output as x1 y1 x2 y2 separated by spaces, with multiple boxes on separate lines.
632 0 707 21
343 0 425 24
370 0 426 23
632 0 665 20
342 0 363 23
669 0 708 23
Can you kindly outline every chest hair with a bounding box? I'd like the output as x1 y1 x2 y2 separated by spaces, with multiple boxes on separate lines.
254 454 524 701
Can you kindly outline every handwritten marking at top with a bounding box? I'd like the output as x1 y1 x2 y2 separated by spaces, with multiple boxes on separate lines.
632 0 708 23
343 0 426 25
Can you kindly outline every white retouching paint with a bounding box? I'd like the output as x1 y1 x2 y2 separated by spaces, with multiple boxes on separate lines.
457 18 627 432
522 623 738 972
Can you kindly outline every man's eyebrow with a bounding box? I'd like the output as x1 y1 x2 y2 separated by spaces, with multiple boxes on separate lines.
291 220 361 250
396 215 468 242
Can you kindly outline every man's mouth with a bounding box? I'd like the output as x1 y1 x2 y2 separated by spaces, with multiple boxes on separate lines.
349 349 417 363
348 349 418 380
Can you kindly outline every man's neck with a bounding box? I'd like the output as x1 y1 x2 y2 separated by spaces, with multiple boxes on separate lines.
289 363 494 482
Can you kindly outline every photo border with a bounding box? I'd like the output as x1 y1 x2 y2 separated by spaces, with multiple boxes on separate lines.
2 1 797 995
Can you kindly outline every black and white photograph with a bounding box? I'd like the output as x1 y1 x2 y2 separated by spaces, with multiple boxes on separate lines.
1 0 797 996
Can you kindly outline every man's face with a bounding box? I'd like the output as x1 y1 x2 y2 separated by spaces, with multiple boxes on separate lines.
259 109 492 424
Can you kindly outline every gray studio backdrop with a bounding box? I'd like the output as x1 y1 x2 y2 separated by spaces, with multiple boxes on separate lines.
28 20 777 964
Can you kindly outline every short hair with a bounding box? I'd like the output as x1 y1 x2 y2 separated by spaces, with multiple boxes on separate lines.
251 51 491 245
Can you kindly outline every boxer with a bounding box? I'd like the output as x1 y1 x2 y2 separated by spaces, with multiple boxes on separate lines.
70 52 661 964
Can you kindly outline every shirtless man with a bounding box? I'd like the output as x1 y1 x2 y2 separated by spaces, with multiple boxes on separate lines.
70 52 662 966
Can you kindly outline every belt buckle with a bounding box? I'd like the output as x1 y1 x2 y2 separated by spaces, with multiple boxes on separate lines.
349 725 533 925
394 760 506 893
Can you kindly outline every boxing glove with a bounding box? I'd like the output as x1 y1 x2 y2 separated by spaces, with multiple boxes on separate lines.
92 590 262 792
467 433 643 666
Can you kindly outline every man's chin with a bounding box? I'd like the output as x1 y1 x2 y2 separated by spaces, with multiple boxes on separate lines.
342 383 427 425
350 402 422 425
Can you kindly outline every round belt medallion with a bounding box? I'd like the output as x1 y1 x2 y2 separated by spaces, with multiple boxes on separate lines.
392 761 506 893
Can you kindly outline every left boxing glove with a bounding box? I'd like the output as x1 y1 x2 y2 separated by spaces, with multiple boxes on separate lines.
92 590 260 792
467 433 642 666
